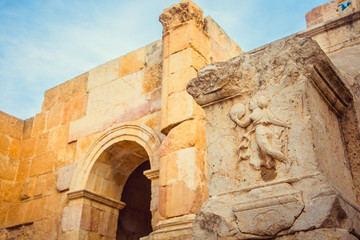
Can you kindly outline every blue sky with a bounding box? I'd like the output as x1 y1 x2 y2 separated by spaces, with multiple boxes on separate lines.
0 0 330 119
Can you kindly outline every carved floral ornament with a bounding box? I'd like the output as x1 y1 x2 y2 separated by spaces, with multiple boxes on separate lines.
230 96 292 172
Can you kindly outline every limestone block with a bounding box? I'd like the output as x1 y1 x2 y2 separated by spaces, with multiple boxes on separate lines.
33 217 61 240
204 16 243 61
29 151 55 177
8 138 21 159
168 48 207 74
69 72 88 97
61 204 82 231
162 91 204 134
62 94 88 124
34 132 49 156
20 178 37 200
27 196 45 222
87 58 120 90
23 117 34 139
1 181 21 202
56 163 76 192
21 137 35 159
160 120 206 157
168 67 197 96
233 185 304 236
0 134 9 156
43 172 59 196
46 102 63 130
48 124 69 150
145 40 163 68
42 85 59 111
142 64 162 94
55 141 77 169
68 115 103 143
16 159 30 181
86 71 142 117
118 47 146 78
32 112 47 136
0 201 10 228
42 193 66 218
159 147 207 218
0 111 9 134
34 175 45 197
305 1 337 28
0 157 17 181
99 211 118 237
59 80 74 103
75 133 99 161
6 201 33 227
164 22 210 60
7 116 24 140
191 198 238 239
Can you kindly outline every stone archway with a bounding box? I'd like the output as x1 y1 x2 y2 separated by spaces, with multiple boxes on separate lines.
63 123 161 239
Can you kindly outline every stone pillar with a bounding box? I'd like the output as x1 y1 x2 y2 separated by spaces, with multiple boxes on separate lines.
153 1 209 238
62 190 125 239
187 37 360 239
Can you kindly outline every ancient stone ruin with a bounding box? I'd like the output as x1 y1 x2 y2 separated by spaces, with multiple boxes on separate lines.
1 0 360 239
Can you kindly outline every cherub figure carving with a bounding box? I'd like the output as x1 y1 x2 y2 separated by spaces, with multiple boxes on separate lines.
230 96 291 171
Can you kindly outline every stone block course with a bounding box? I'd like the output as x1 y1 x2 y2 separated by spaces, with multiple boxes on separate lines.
0 157 18 181
29 151 55 177
23 117 34 139
48 124 69 150
34 132 49 156
56 163 76 192
32 112 47 136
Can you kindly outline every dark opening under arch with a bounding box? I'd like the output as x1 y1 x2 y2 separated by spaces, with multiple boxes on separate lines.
116 161 152 239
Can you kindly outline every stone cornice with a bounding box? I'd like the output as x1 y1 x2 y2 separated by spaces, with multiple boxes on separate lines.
143 168 160 180
67 189 126 210
310 64 352 115
295 10 360 38
186 37 353 115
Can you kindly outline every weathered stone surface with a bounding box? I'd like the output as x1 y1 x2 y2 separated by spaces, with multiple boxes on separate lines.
188 36 359 239
56 163 76 192
159 1 204 34
0 157 17 181
204 16 243 62
275 228 358 240
29 151 55 177
61 204 82 231
49 124 69 150
191 198 238 240
160 120 206 156
20 178 37 200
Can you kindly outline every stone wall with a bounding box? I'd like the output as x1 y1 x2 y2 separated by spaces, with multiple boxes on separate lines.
0 39 165 239
187 36 360 240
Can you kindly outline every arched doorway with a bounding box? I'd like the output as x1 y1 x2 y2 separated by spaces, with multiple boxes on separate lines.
116 161 152 239
64 123 160 239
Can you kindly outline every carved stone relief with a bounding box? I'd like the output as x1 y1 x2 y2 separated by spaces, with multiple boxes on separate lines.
230 95 291 172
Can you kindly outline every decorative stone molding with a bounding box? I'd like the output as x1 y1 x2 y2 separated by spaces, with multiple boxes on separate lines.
149 214 195 238
159 1 204 34
67 189 126 210
310 64 352 115
143 168 159 180
187 36 353 113
297 10 360 39
69 122 161 193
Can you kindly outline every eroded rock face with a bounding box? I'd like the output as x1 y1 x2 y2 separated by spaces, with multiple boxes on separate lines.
188 37 360 239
